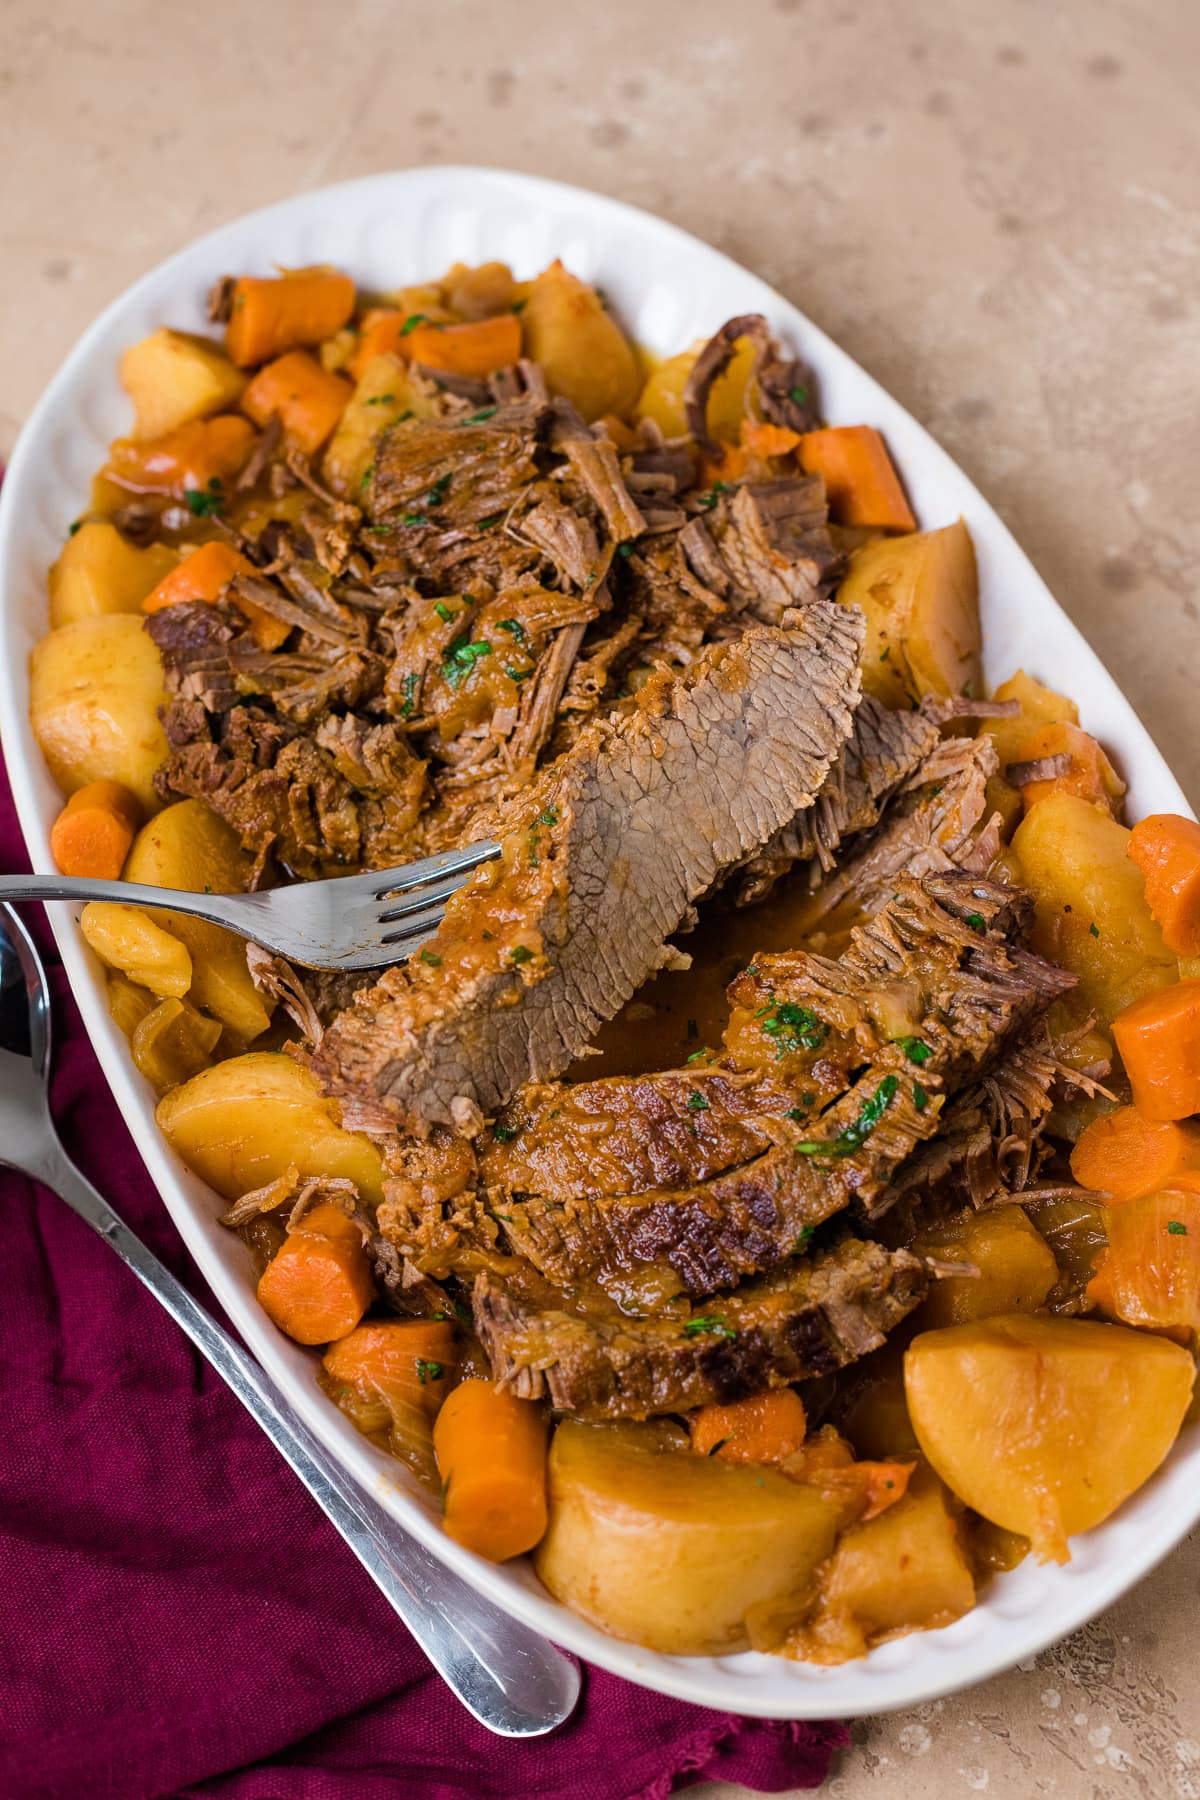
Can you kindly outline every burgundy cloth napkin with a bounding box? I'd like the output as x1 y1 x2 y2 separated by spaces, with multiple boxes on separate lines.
0 749 846 1800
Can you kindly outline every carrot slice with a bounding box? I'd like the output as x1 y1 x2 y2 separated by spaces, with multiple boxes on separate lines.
690 1389 808 1463
1087 1178 1200 1339
323 1319 457 1418
1128 813 1200 956
106 415 256 498
49 779 140 880
241 350 353 456
741 419 803 458
142 539 288 651
797 425 916 531
256 1200 373 1345
1112 980 1200 1121
1070 1105 1200 1202
1013 721 1125 815
404 314 522 380
349 308 409 379
225 270 356 368
433 1378 548 1562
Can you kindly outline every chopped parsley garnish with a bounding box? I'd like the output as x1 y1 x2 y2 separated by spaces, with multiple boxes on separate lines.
760 1001 827 1056
477 512 503 529
415 1359 444 1384
367 522 392 535
509 945 534 965
358 464 375 491
801 1090 815 1105
784 1106 808 1122
696 480 734 510
419 949 442 967
434 601 456 622
400 511 428 526
462 405 498 424
962 680 975 699
686 1048 711 1064
1090 921 1101 938
426 471 452 507
795 1075 900 1160
913 1080 930 1111
789 384 809 405
505 664 533 681
686 1089 710 1113
365 393 396 406
895 1036 933 1066
492 1122 520 1144
964 912 986 932
442 636 493 686
538 806 559 826
707 1437 731 1456
511 298 527 314
497 617 528 644
617 541 635 558
879 646 890 662
1168 1220 1188 1235
399 671 419 719
796 1224 815 1252
681 1314 736 1340
399 312 428 335
67 519 82 536
184 480 225 517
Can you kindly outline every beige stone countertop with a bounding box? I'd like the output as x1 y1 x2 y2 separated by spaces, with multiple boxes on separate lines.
3 0 1199 1793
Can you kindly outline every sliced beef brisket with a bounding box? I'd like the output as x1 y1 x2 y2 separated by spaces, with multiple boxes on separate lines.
474 1237 927 1420
313 605 865 1133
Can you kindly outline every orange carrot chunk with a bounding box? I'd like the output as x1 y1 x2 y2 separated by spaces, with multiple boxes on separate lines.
404 314 522 380
433 1378 549 1562
1128 814 1200 956
141 538 289 651
225 270 357 368
690 1389 808 1463
323 1319 458 1419
106 415 256 498
1087 1179 1200 1339
797 425 916 532
241 350 353 456
349 308 410 379
1011 721 1126 816
741 419 803 458
1070 1105 1200 1202
1112 980 1200 1121
49 779 140 880
256 1200 373 1346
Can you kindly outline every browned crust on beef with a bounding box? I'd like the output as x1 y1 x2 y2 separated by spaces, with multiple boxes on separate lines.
473 1238 928 1419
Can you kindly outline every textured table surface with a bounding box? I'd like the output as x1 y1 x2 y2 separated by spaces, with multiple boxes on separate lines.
3 1 1198 1793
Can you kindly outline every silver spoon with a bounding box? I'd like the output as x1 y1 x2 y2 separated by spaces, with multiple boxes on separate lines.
0 901 579 1737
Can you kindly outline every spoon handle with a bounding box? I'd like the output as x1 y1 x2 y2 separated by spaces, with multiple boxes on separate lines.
33 1135 579 1738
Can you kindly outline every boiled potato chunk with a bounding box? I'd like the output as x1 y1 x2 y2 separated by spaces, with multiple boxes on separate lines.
322 353 432 498
635 335 758 442
81 901 192 998
120 327 246 439
534 1421 842 1654
1011 793 1178 1024
838 519 980 707
521 262 641 423
156 1051 385 1203
29 614 168 813
123 800 272 1045
48 523 178 628
915 1207 1058 1328
980 669 1078 769
130 996 222 1093
905 1314 1194 1561
808 1466 975 1659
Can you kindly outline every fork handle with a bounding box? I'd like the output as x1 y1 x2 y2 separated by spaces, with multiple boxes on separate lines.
0 873 267 935
30 1135 579 1738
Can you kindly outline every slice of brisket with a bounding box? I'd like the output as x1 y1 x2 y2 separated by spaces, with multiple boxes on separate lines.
474 1237 928 1420
680 480 842 623
729 695 942 906
485 873 1074 1298
313 604 865 1133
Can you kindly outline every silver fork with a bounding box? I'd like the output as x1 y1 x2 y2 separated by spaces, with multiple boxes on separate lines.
0 839 500 971
0 901 579 1735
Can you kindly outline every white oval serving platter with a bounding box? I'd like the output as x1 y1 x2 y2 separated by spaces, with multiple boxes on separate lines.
0 165 1194 1719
